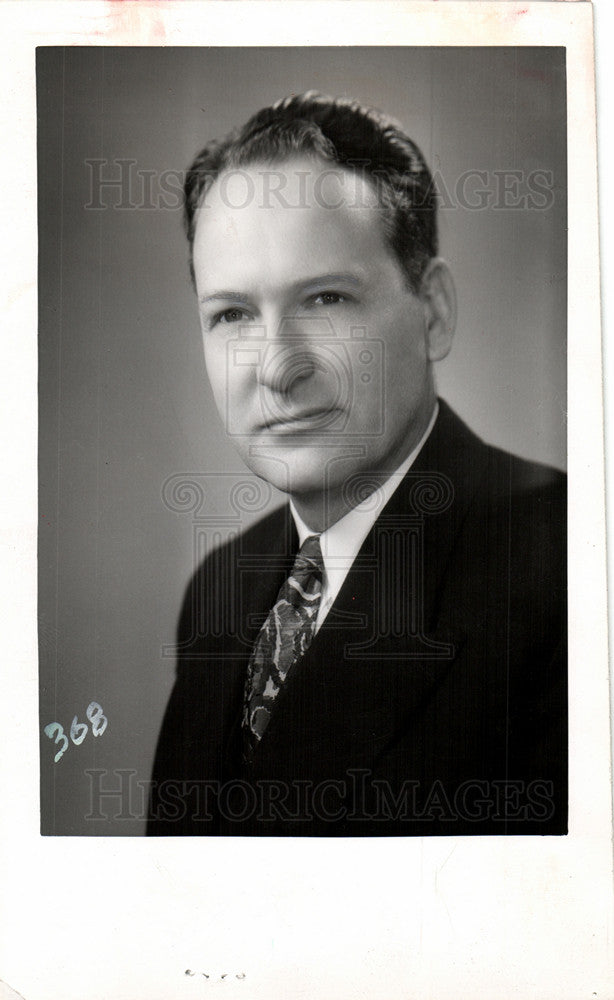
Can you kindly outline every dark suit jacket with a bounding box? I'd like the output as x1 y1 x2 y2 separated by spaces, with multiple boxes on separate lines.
148 401 567 836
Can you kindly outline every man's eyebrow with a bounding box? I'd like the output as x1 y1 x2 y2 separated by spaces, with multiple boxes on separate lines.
199 274 364 307
299 273 363 293
199 291 252 306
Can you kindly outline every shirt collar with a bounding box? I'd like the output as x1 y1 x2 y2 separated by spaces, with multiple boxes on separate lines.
290 402 439 585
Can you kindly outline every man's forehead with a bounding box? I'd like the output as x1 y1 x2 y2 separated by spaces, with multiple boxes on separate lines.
197 155 381 218
191 156 397 296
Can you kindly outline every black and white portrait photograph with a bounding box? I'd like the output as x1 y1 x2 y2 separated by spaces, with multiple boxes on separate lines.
1 3 612 999
38 44 567 837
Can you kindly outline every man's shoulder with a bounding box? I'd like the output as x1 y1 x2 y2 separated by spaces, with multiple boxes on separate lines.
406 400 565 565
423 402 566 592
481 436 566 505
430 398 565 498
180 498 292 599
222 501 292 556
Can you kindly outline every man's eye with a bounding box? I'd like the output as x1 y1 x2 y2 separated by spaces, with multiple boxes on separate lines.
216 307 249 325
311 292 346 307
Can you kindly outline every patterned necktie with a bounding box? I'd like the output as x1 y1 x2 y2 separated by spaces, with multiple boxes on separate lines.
242 534 324 757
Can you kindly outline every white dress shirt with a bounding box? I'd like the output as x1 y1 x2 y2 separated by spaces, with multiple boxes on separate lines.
290 402 439 630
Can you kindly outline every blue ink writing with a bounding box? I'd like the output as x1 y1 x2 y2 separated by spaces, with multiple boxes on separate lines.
44 702 108 763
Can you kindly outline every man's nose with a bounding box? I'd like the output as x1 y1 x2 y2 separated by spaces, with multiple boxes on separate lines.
256 315 328 395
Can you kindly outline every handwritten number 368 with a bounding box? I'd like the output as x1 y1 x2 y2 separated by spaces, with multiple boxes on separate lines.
44 702 108 762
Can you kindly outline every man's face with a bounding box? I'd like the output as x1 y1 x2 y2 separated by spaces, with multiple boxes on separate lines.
193 157 440 506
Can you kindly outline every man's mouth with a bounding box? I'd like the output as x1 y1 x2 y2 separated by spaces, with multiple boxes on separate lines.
258 406 344 433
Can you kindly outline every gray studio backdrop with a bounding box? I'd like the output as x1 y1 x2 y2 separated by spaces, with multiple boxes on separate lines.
38 47 566 834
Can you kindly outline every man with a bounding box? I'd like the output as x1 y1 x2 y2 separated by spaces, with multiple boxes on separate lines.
148 93 566 836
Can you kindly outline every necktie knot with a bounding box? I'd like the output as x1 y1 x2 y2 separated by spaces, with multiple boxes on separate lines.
287 534 324 598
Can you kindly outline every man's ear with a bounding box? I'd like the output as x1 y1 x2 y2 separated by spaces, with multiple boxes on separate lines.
419 258 457 362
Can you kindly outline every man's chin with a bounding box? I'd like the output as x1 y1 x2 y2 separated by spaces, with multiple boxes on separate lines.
240 441 346 498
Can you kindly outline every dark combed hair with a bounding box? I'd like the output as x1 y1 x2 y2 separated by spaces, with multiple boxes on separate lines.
184 91 438 292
